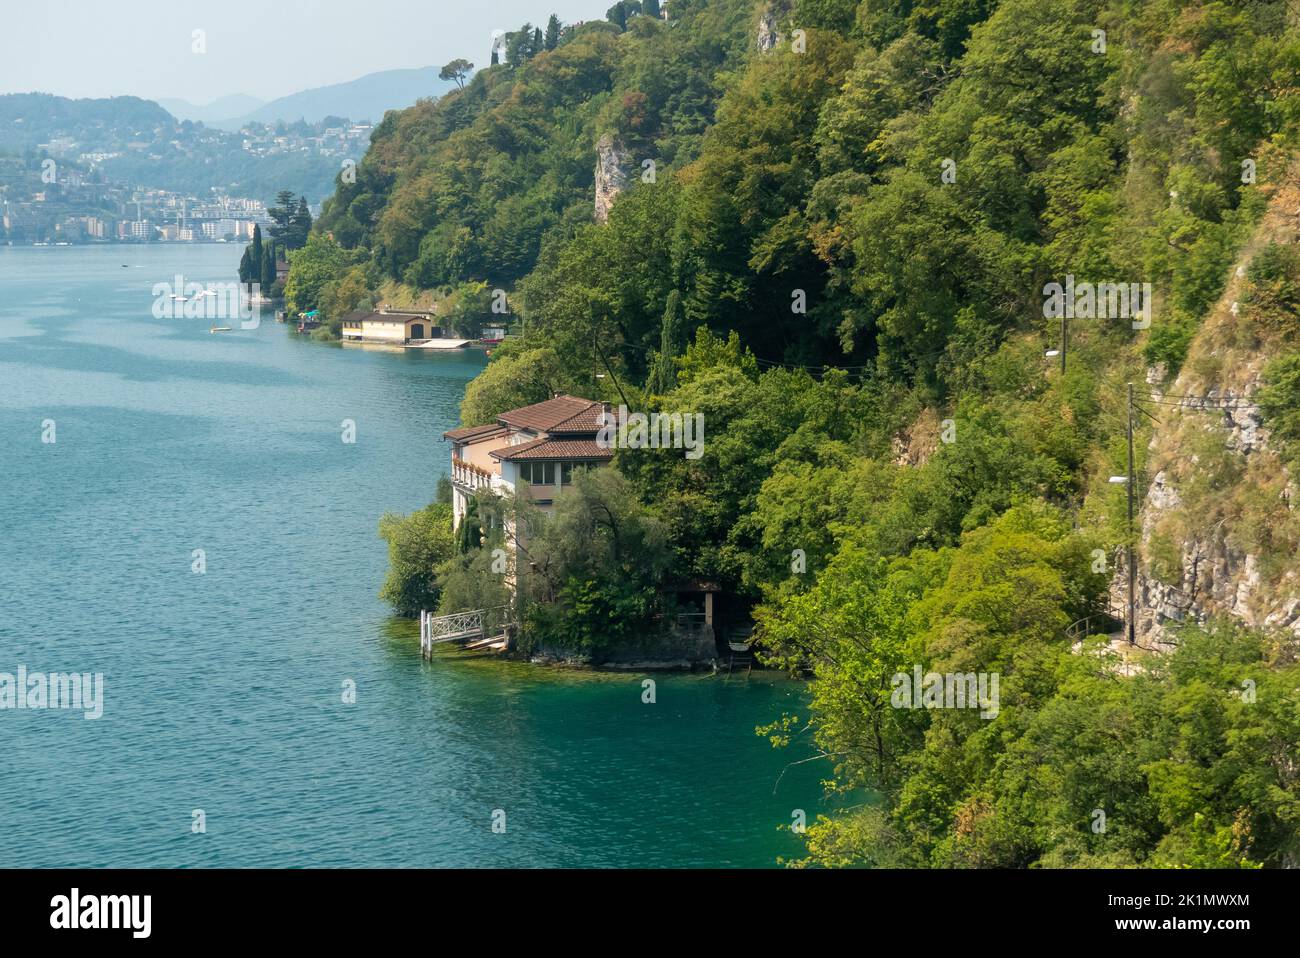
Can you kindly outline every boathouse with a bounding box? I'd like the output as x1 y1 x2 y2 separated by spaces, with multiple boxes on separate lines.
340 309 443 345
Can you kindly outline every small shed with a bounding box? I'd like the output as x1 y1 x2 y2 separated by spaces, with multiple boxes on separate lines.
667 578 721 627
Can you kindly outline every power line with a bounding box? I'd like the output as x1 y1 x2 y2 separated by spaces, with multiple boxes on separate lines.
1144 397 1255 409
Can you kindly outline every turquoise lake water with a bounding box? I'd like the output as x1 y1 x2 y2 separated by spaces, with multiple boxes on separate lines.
0 244 829 867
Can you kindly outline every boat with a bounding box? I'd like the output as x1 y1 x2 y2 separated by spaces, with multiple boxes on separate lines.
209 326 231 333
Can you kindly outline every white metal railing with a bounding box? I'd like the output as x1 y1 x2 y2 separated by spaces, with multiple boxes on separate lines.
451 457 494 492
420 606 512 657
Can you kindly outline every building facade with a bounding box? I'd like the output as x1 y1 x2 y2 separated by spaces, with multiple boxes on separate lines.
443 394 614 530
340 309 439 344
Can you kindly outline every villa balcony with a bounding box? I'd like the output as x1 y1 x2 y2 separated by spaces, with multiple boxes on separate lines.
452 457 495 493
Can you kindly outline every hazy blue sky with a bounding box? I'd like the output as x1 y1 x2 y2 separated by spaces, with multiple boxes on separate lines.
2 0 610 104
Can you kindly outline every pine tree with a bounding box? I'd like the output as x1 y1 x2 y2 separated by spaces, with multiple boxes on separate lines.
438 58 474 90
644 0 660 17
268 191 295 241
506 24 534 66
544 15 561 50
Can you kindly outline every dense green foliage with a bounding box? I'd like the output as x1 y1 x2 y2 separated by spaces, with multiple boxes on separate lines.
782 613 1300 868
377 502 456 616
320 0 1300 867
515 468 672 655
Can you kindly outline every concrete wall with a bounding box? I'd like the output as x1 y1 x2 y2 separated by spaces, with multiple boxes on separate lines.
360 320 411 342
535 626 717 669
460 435 509 471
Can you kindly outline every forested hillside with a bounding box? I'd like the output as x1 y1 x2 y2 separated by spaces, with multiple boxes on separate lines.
293 0 1300 868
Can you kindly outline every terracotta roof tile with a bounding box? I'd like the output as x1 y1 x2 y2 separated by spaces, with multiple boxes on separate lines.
491 437 614 462
548 403 610 433
442 423 507 442
496 394 606 433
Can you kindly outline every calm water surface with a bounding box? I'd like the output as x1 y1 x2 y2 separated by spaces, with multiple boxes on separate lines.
0 245 827 867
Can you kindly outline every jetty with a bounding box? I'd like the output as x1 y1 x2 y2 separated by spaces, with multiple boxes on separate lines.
419 607 513 658
407 339 472 350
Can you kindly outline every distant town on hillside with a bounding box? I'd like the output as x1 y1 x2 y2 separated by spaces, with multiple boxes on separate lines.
0 64 460 245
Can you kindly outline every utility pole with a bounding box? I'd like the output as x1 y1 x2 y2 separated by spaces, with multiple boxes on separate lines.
1126 381 1136 646
594 335 632 410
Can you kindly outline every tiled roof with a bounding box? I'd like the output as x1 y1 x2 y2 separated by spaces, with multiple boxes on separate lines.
490 437 613 462
547 403 609 433
496 394 606 433
443 423 507 442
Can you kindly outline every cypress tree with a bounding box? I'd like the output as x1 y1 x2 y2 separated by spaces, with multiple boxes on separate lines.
291 198 312 249
261 242 276 293
653 290 683 394
544 15 561 50
456 499 482 553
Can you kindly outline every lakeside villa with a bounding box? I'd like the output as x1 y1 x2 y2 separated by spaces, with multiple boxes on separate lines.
443 393 614 528
441 394 741 659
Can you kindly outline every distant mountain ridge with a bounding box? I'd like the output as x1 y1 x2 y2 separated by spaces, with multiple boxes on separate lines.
0 93 173 149
155 94 266 126
157 67 459 129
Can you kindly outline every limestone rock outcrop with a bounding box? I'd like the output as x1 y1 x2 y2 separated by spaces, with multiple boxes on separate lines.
594 133 631 225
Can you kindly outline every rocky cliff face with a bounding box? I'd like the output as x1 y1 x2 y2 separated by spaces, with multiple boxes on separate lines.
756 1 791 52
594 133 631 225
891 407 941 468
757 11 779 51
1116 169 1300 644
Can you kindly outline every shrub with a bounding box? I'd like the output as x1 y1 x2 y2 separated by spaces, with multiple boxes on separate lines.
1257 350 1300 467
378 503 455 616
